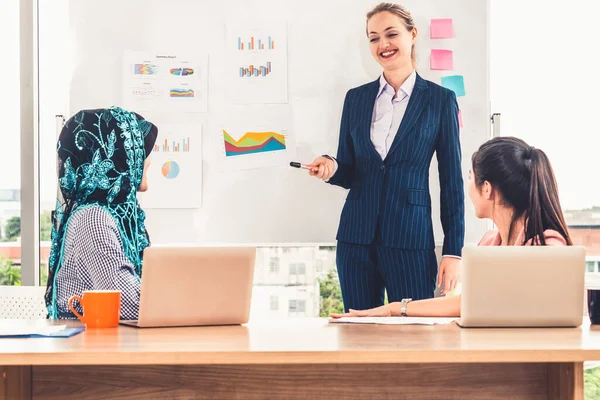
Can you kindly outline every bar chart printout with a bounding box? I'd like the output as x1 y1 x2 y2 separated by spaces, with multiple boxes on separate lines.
226 23 288 103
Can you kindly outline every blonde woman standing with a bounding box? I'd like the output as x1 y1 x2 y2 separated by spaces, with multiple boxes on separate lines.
309 3 464 311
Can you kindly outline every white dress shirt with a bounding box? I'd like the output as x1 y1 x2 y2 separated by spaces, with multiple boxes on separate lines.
370 71 416 160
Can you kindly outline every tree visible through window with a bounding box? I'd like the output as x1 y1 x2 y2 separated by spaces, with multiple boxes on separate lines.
318 269 344 317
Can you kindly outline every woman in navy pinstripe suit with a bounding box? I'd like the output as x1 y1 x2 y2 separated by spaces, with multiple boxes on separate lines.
309 3 465 311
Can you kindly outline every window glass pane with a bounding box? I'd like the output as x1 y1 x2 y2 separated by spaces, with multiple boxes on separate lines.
298 263 306 275
297 300 306 313
491 0 600 260
251 247 338 319
269 295 279 311
0 0 22 286
269 257 279 273
39 0 70 285
587 262 595 273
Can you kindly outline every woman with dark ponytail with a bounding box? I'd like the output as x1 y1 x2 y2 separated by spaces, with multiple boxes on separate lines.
331 136 572 319
470 136 571 247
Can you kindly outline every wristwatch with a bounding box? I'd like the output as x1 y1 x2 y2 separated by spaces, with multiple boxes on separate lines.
400 298 412 317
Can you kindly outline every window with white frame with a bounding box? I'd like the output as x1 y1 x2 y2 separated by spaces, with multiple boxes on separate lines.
297 263 306 275
289 262 306 276
288 299 297 312
587 262 596 273
297 300 306 313
288 299 306 314
315 259 324 273
269 257 280 273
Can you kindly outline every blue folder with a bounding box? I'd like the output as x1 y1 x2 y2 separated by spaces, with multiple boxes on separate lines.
0 327 85 338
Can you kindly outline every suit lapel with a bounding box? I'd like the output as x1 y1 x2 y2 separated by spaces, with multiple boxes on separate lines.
362 79 383 161
386 73 430 159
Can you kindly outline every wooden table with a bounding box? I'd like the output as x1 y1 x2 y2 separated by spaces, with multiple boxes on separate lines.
1 318 600 400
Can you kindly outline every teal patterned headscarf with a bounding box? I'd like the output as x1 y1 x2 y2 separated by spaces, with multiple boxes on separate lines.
46 107 158 318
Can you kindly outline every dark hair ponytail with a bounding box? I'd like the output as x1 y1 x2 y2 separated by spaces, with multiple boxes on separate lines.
525 148 572 245
472 137 572 245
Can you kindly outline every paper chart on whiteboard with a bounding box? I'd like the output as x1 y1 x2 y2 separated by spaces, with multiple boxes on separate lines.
123 50 208 114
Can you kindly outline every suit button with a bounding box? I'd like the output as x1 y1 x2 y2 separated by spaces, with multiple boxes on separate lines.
380 165 386 171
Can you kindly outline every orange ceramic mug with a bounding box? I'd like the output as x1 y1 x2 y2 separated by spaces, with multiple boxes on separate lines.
68 290 121 328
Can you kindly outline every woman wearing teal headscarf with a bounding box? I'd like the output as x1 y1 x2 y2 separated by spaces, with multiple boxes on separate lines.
45 107 158 319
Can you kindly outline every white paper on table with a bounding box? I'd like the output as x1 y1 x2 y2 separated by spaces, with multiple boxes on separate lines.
0 320 67 336
328 317 458 325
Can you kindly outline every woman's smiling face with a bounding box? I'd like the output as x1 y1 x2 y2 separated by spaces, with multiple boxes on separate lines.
367 11 416 71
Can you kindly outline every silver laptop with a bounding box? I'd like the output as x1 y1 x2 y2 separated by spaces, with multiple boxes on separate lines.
120 246 256 328
458 246 585 328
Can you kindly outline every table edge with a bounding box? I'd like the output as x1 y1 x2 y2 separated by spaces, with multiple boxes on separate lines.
2 349 600 365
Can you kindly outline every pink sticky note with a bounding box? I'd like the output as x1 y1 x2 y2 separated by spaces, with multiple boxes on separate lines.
430 49 453 70
431 18 454 39
458 109 464 129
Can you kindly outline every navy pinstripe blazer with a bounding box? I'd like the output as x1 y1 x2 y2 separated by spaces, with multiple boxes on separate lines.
328 73 465 256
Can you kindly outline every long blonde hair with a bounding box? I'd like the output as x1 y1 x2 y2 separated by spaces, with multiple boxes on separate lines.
366 3 417 68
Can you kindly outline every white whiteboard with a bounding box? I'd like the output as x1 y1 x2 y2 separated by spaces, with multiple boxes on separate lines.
67 0 490 245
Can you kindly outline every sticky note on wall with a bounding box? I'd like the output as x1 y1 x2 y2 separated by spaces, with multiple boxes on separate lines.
441 75 465 97
430 49 453 70
430 18 454 39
